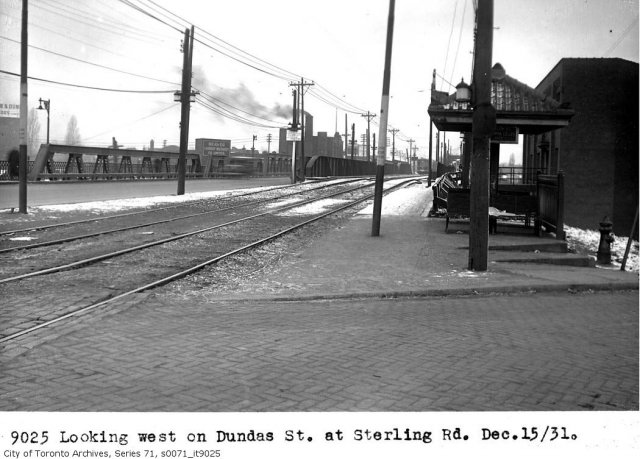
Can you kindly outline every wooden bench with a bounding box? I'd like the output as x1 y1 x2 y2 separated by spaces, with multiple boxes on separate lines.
445 188 471 232
491 190 536 229
445 188 537 234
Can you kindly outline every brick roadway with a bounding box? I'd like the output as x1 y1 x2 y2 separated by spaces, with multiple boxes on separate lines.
0 289 637 411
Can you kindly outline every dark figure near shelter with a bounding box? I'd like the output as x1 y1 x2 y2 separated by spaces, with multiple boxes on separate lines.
8 149 19 179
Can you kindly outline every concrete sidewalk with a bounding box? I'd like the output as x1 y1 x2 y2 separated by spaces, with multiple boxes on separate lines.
204 182 638 302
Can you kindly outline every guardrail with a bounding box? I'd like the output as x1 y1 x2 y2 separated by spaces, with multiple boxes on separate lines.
2 151 412 181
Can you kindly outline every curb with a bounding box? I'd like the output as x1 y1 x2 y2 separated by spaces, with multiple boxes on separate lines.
212 281 639 303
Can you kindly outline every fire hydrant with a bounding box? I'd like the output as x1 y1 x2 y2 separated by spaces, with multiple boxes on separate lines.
597 216 615 264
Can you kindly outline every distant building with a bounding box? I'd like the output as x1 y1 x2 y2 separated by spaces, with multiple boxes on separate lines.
278 112 345 159
313 131 344 158
523 58 639 235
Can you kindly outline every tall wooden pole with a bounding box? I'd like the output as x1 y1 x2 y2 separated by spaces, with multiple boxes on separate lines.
299 77 306 182
290 89 298 183
428 120 433 185
177 27 192 196
371 0 396 236
468 0 495 271
18 0 28 213
344 114 348 159
350 123 355 160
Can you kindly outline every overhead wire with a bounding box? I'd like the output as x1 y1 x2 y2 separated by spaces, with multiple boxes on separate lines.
82 103 178 141
440 0 459 91
0 36 181 87
195 99 284 129
0 69 175 93
195 88 287 125
603 16 639 57
140 0 300 81
1 11 140 60
118 0 373 115
7 0 383 139
447 0 469 87
31 0 172 44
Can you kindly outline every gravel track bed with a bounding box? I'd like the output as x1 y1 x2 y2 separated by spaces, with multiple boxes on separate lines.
0 181 370 277
0 183 375 340
0 180 344 245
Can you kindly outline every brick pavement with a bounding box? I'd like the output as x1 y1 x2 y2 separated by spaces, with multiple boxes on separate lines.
0 181 637 412
0 290 637 411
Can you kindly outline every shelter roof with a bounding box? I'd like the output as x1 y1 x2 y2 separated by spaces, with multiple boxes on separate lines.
428 63 574 135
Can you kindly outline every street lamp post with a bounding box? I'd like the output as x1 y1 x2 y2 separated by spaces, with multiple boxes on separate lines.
37 98 50 144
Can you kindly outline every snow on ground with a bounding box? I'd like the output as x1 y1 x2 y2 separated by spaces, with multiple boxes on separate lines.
277 198 351 216
0 184 289 220
2 178 637 273
357 180 430 216
566 225 639 273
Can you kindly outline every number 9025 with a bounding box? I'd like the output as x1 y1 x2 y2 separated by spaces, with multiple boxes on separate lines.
11 431 49 445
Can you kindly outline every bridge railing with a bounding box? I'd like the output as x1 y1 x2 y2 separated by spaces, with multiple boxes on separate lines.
305 156 411 178
25 144 203 181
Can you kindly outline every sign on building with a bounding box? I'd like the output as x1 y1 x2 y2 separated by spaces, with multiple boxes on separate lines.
196 138 231 156
0 103 20 118
491 125 519 144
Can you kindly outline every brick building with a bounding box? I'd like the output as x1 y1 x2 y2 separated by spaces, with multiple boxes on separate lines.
523 58 639 235
278 112 345 158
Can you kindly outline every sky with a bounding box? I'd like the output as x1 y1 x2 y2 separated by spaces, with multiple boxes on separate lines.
0 0 638 160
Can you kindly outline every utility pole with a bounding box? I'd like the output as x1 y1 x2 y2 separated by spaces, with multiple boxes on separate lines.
177 25 194 196
371 0 396 237
361 111 377 161
388 128 399 162
443 131 447 165
344 114 348 158
372 133 377 160
408 139 415 173
251 134 257 156
361 134 367 157
428 68 437 185
468 0 495 271
18 0 28 213
289 88 299 183
350 123 355 160
266 133 272 153
428 120 433 184
289 78 314 182
412 145 418 174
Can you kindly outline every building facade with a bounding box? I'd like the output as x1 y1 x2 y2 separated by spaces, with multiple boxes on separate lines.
523 58 639 235
278 112 345 159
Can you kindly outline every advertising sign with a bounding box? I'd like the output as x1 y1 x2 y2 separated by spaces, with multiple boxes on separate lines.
0 103 20 118
196 138 231 156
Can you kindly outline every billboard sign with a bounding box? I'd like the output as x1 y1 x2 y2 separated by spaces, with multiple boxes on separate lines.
0 103 20 118
196 138 231 156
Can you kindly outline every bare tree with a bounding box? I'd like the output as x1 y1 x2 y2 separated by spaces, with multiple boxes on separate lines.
65 115 81 145
27 107 41 156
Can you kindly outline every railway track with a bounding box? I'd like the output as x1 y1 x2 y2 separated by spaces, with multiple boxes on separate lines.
0 177 419 344
0 178 364 251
